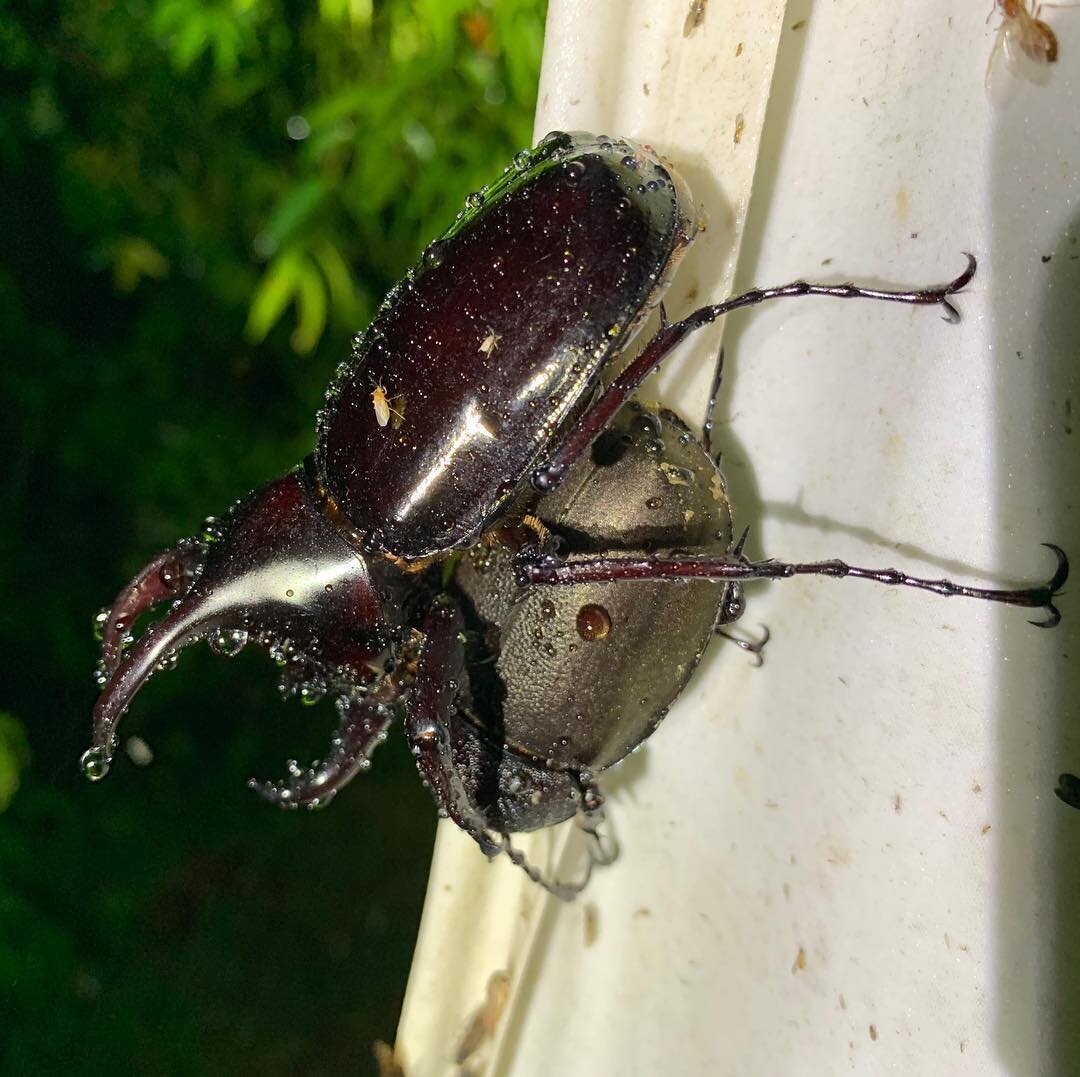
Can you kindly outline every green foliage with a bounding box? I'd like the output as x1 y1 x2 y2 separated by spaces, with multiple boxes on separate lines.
0 0 546 1072
0 713 30 813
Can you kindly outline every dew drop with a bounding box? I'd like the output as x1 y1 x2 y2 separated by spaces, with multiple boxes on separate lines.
92 607 109 641
540 599 556 619
209 628 249 658
80 745 112 782
465 191 484 211
201 516 223 543
645 496 663 509
423 239 449 268
576 604 612 642
564 159 586 184
512 149 532 172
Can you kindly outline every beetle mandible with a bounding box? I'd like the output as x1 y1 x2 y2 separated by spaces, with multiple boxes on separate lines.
84 132 1067 894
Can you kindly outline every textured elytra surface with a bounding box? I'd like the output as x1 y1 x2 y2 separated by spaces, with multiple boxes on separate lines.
317 132 694 559
453 404 734 776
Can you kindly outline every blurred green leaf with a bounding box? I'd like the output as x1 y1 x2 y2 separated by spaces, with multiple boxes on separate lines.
0 0 546 1069
0 713 30 813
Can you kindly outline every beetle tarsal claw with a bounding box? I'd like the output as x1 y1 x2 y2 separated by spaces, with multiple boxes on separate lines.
1027 543 1069 628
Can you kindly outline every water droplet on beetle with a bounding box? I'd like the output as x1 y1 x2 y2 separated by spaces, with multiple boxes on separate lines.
80 745 112 782
209 628 249 657
622 154 639 170
564 159 586 183
645 496 663 509
423 239 449 268
540 599 556 619
576 604 612 642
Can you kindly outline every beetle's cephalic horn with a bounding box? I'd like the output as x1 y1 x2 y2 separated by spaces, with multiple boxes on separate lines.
84 468 393 782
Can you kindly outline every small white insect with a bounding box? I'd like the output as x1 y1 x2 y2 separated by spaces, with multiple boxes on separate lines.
371 383 405 429
479 329 501 356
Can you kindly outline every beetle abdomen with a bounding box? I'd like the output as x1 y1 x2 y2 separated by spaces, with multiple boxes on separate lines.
454 402 734 773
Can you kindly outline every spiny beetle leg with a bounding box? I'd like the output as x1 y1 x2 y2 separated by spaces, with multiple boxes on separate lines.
532 255 977 493
409 600 596 901
516 541 1067 628
249 689 396 810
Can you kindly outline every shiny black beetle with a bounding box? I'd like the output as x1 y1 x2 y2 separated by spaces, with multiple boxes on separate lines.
85 132 1067 895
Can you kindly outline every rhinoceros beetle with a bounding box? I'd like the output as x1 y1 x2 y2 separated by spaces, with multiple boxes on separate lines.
85 131 1067 897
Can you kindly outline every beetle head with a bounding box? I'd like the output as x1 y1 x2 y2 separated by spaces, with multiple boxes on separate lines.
84 467 401 780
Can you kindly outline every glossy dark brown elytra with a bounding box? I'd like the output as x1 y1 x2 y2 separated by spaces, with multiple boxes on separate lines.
318 133 694 560
85 131 1068 898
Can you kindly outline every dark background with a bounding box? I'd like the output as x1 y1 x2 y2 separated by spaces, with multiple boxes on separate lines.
0 2 546 1072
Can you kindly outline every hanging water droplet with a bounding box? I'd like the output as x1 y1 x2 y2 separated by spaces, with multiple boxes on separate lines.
201 516 223 543
80 745 112 782
209 627 249 657
92 607 109 641
300 682 326 706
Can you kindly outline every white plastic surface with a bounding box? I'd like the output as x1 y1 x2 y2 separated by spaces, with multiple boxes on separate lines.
398 2 1080 1074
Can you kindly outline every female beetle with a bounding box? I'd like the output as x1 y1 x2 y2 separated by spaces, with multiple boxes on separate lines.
85 132 1066 894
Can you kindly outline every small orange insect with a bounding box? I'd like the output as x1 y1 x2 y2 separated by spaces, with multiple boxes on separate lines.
987 1 1062 87
371 383 405 429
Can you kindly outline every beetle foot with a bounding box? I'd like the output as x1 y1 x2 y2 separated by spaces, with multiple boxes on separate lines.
248 691 396 809
717 624 771 666
1027 543 1068 628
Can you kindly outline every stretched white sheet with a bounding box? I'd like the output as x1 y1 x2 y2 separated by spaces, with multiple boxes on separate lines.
398 2 1080 1073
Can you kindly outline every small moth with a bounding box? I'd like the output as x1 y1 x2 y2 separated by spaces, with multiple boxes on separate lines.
479 329 501 356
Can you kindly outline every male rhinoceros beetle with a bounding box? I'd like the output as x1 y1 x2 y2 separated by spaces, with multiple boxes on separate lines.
85 132 1067 896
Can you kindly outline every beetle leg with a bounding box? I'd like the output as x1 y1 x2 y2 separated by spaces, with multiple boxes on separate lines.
248 687 397 809
701 343 725 460
716 625 771 667
515 542 1068 627
409 600 595 900
532 254 977 492
574 773 620 868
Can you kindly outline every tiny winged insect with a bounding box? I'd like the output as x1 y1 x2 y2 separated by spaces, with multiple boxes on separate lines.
85 132 1068 899
371 382 405 429
987 0 1063 87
